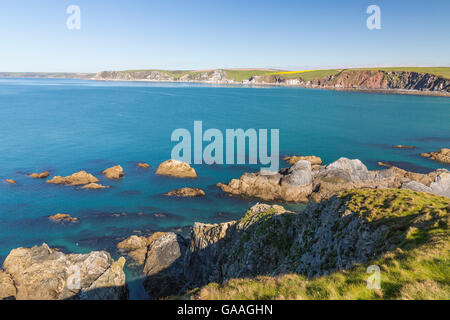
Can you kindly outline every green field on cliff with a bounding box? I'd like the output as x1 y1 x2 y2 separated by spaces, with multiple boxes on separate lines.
187 189 450 300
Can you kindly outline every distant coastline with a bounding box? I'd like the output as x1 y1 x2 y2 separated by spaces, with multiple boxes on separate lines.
1 67 450 97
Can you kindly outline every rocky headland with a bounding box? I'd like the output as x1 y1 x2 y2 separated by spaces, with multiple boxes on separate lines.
117 188 449 299
93 69 450 96
218 157 450 202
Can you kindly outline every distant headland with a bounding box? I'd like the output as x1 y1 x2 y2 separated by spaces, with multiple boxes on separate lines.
1 67 450 96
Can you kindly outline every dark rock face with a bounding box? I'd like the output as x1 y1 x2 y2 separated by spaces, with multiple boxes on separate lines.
0 243 128 300
119 190 449 299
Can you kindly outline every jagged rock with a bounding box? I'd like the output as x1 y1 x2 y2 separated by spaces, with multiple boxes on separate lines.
142 232 188 298
0 271 16 300
117 232 166 267
429 170 450 198
48 213 79 223
81 183 109 190
283 155 322 166
47 171 99 186
28 171 50 179
137 162 150 169
219 156 449 203
421 148 450 164
1 243 128 300
156 160 197 178
123 189 449 298
102 165 124 180
322 157 371 182
281 160 313 186
5 179 16 184
165 187 205 197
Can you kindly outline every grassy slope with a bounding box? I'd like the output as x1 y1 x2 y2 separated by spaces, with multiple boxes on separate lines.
192 189 450 300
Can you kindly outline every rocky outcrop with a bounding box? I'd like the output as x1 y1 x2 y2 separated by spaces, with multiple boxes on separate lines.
47 171 99 186
165 187 205 197
218 157 450 202
217 160 313 202
137 162 150 169
421 148 450 164
156 160 197 178
0 243 128 300
48 213 79 223
5 179 16 184
81 182 109 190
283 155 322 166
102 165 124 179
119 189 449 298
28 171 50 179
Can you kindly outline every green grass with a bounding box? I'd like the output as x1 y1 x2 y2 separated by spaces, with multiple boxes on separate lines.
267 69 342 81
222 69 278 82
192 189 450 300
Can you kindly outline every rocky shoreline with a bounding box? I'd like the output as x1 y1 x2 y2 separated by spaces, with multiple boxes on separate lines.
1 155 449 300
93 69 450 97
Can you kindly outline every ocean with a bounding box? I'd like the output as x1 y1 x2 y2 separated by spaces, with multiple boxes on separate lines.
0 78 449 298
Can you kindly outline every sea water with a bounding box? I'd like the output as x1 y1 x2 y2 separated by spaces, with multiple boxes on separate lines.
0 78 449 298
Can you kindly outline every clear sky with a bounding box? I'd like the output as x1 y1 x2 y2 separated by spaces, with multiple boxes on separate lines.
0 0 449 72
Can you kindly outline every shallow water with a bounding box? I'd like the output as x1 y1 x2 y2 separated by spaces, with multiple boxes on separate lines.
0 78 449 298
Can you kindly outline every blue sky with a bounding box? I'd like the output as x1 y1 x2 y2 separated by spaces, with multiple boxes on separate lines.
0 0 449 72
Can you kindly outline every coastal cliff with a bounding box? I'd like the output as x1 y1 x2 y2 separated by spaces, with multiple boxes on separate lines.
93 68 450 95
118 188 449 299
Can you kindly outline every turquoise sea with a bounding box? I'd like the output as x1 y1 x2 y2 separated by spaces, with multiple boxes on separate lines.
0 78 449 298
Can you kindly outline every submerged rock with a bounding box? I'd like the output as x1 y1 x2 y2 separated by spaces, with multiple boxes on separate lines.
48 213 79 223
156 159 197 178
28 171 50 179
81 182 109 190
394 145 415 149
102 165 124 180
421 148 450 164
137 162 150 169
165 187 205 197
0 243 128 300
47 171 99 186
5 179 16 184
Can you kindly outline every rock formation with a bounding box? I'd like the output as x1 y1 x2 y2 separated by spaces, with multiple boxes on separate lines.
0 243 128 300
47 171 99 186
156 160 197 178
48 213 79 223
283 155 322 166
165 187 205 197
421 148 450 164
5 179 16 184
137 162 150 168
218 157 450 202
81 182 109 190
102 165 124 179
28 171 50 179
117 189 449 298
394 145 415 149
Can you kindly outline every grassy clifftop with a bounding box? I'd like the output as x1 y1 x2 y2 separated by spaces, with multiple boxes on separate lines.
192 189 450 300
